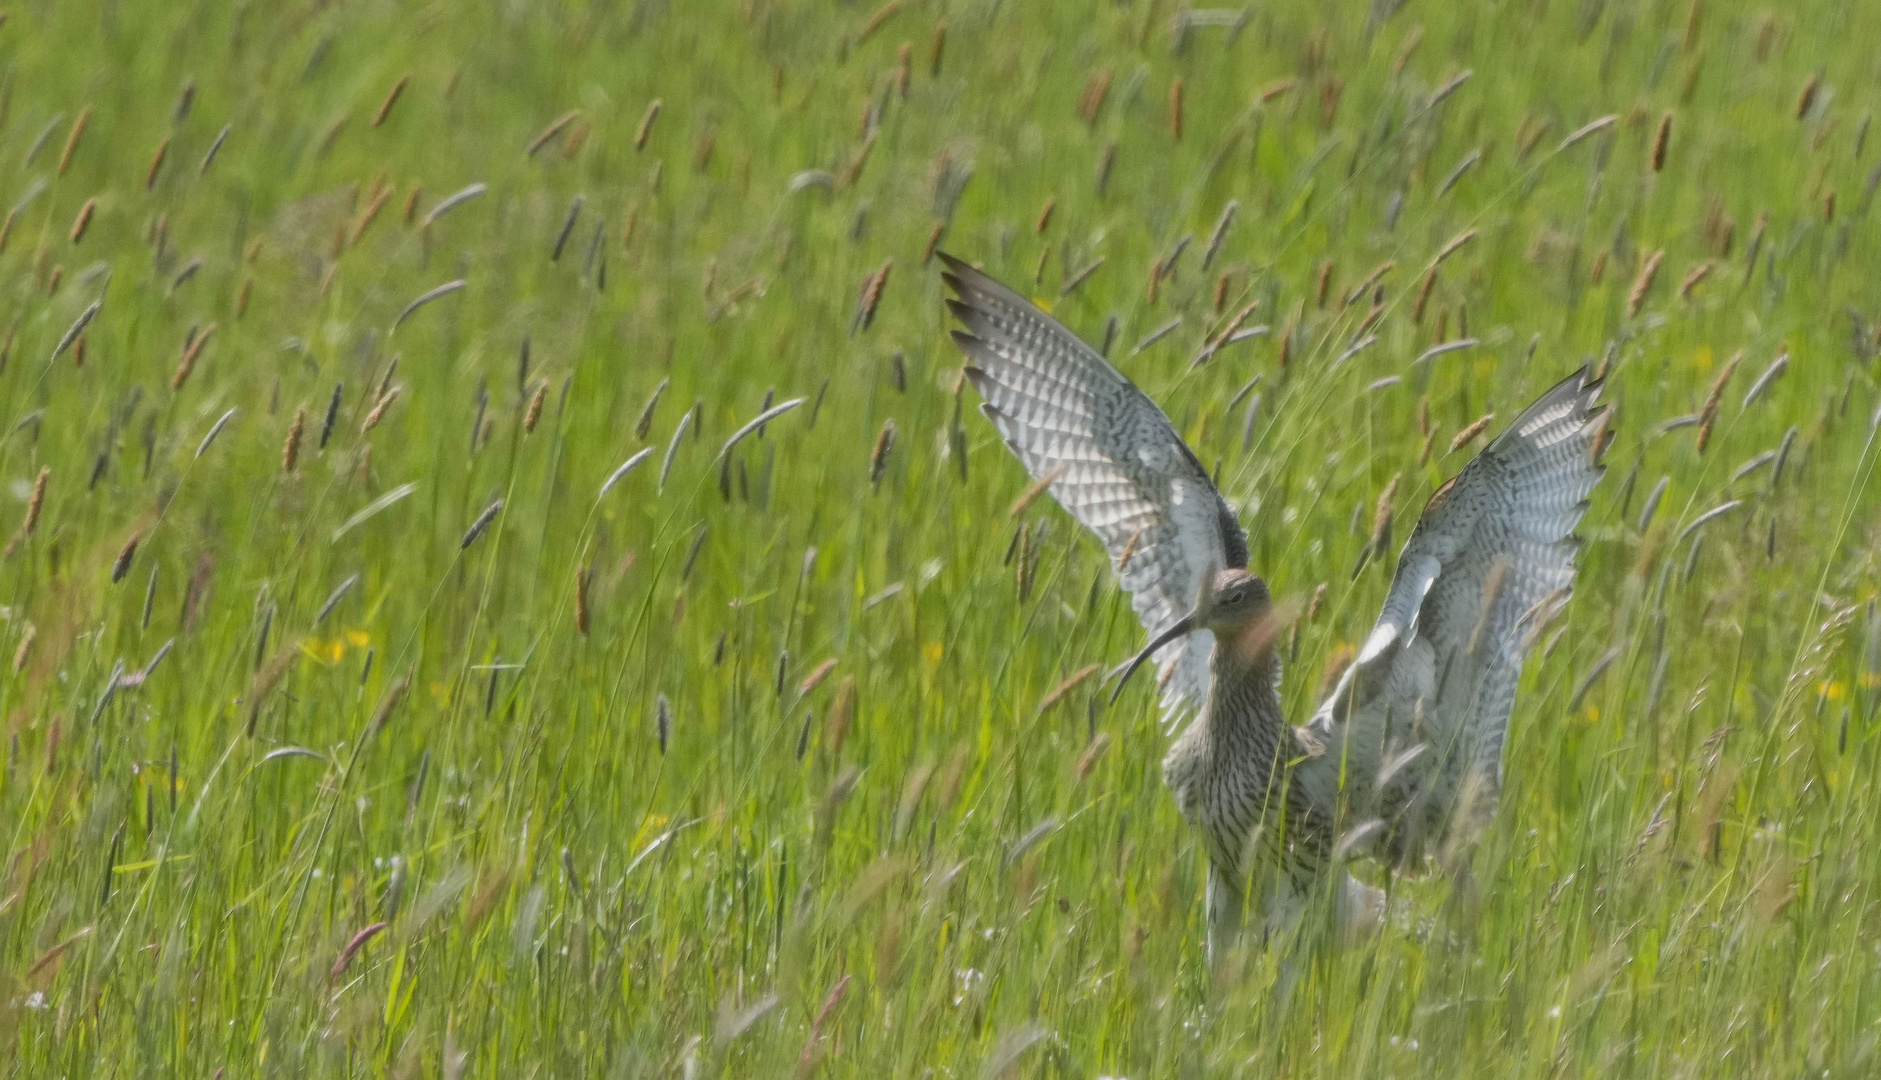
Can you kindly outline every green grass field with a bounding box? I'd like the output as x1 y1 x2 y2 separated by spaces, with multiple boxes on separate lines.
2 0 1879 1074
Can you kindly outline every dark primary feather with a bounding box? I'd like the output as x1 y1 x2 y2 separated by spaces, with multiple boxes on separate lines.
939 252 1246 727
1305 365 1608 861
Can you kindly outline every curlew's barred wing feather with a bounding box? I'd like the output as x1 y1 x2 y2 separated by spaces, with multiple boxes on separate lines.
939 252 1248 730
1307 366 1607 855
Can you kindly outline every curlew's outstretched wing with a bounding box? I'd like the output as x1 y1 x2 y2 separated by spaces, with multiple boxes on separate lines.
1305 366 1607 854
939 253 1247 730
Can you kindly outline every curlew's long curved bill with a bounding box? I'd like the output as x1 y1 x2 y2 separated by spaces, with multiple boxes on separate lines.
1108 613 1196 705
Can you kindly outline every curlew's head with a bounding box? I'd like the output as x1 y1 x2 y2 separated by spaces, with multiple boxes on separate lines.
1195 568 1272 636
1109 568 1274 703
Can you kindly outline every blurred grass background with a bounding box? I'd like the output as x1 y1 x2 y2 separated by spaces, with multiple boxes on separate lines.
1 0 1879 1075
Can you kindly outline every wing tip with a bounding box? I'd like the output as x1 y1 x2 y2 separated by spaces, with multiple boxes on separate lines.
1491 365 1612 460
937 250 999 310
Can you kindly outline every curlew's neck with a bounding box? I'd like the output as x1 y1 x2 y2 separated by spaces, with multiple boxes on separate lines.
1201 620 1296 758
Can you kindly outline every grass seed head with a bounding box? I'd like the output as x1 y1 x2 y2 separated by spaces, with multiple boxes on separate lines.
350 185 393 246
922 221 946 264
171 322 216 390
461 499 503 549
11 624 34 672
1695 350 1743 453
634 378 668 440
828 678 857 757
1628 249 1665 317
1368 472 1400 560
681 525 708 581
112 534 140 583
1008 462 1066 518
366 672 412 739
1037 664 1101 716
25 467 48 534
853 260 891 332
360 385 400 433
1449 413 1495 453
858 0 903 42
373 74 409 127
283 406 305 472
798 658 839 699
1079 67 1114 125
552 194 583 261
635 99 662 151
58 107 90 176
146 137 170 191
1678 260 1715 298
527 109 579 156
1413 269 1437 323
523 381 546 433
319 382 343 449
870 418 898 488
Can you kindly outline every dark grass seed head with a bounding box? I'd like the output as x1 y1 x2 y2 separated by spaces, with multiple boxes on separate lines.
318 382 343 450
552 195 583 261
635 378 668 440
682 526 708 581
199 124 231 175
460 500 503 549
111 535 139 583
315 575 359 625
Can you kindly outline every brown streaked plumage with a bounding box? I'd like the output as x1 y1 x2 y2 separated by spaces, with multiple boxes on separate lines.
940 253 1608 960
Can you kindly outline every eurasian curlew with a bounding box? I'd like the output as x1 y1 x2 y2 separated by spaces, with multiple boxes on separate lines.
940 253 1608 960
